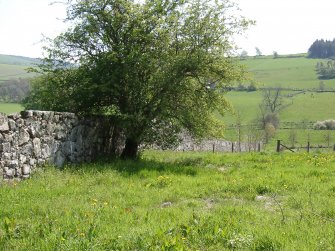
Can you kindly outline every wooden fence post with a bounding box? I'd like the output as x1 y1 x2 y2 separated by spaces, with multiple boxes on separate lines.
276 140 281 152
307 141 310 153
231 142 234 153
333 144 335 151
258 143 261 152
212 143 215 153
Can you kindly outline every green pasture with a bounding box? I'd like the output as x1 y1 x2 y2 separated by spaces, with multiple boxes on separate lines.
243 56 335 89
0 64 35 81
223 91 335 124
1 151 335 250
0 102 24 114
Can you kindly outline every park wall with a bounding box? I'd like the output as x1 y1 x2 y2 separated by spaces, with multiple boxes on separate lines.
0 111 121 182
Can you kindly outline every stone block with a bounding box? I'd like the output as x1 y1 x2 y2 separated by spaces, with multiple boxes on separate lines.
18 129 30 146
33 138 41 158
5 168 14 178
0 113 9 132
0 142 11 152
22 165 31 175
29 158 37 166
8 119 16 131
21 110 33 118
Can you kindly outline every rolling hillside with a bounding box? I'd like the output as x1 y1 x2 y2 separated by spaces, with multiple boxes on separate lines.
0 54 40 66
0 54 38 82
242 55 335 89
223 54 335 146
224 54 335 123
1 53 335 138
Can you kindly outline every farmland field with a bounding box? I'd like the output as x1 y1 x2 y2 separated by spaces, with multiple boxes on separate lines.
1 151 335 250
221 55 335 146
243 55 335 89
0 102 24 114
0 64 35 82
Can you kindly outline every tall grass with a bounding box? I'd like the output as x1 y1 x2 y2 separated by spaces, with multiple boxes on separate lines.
1 151 335 250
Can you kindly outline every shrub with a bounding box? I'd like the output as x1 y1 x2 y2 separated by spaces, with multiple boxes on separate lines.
261 113 280 129
313 119 335 130
264 123 276 143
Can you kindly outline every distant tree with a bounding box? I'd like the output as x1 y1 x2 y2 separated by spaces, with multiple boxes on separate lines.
0 78 30 102
255 47 262 57
261 88 283 113
264 123 276 143
24 0 252 159
315 60 335 79
247 81 257 92
273 51 279 59
308 39 335 58
240 50 248 60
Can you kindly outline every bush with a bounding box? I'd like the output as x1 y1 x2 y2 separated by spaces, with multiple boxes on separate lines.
263 113 280 129
264 123 276 143
313 119 335 130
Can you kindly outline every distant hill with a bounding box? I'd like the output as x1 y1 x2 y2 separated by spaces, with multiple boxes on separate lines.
0 54 41 66
0 54 39 82
0 55 39 106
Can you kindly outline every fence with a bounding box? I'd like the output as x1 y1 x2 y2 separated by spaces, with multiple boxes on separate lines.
175 137 263 153
276 140 335 153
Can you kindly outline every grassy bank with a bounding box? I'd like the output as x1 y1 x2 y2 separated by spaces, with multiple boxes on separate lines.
1 151 335 250
0 102 24 114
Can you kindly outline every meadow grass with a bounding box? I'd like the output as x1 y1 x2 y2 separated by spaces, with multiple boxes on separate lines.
0 103 24 114
1 151 335 250
243 56 335 89
0 64 35 81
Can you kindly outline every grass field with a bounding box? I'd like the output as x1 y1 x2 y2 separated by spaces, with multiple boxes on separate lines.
243 55 335 89
1 151 335 250
0 64 35 82
222 55 335 145
0 103 24 114
0 54 37 83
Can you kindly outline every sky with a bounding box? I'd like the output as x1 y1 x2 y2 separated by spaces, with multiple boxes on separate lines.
1 0 335 58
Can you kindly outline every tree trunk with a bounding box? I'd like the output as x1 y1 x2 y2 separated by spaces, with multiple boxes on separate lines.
121 138 139 159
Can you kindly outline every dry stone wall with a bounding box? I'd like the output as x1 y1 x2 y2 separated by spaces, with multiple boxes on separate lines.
0 111 119 182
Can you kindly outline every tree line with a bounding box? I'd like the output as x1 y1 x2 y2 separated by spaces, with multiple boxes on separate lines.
308 39 335 59
0 78 30 102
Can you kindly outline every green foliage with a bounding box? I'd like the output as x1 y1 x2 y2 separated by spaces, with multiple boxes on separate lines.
0 78 30 102
1 151 335 249
315 60 335 79
24 0 251 158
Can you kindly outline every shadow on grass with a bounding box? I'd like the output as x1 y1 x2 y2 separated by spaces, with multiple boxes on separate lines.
63 157 199 177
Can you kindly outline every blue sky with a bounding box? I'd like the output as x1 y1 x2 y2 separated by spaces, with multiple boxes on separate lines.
1 0 335 58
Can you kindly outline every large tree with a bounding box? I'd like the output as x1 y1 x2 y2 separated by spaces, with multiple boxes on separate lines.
24 0 252 159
